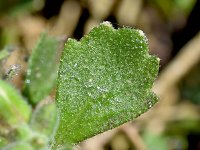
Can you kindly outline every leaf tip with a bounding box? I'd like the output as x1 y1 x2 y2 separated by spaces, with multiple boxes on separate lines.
137 29 145 37
156 57 161 62
100 21 113 28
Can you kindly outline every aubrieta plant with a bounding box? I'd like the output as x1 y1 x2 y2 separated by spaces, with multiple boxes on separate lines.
0 21 159 150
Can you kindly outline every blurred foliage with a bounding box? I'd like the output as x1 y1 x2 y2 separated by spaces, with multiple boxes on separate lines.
0 46 13 61
0 80 31 125
142 132 168 150
150 0 196 19
23 33 60 105
0 0 33 16
30 101 56 136
0 33 60 149
180 63 200 104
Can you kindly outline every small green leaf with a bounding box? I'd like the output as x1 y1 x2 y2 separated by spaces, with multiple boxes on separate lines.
23 33 60 104
53 22 159 146
0 80 31 125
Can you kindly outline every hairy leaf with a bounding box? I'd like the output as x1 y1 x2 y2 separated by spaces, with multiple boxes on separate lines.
53 22 159 146
23 33 60 104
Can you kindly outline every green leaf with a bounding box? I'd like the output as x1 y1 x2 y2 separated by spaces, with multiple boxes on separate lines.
0 80 31 125
23 33 60 104
53 22 159 146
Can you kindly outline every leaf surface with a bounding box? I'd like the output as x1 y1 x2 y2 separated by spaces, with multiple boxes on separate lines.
54 22 159 146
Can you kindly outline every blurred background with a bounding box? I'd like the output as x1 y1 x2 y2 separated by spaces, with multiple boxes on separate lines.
0 0 200 150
